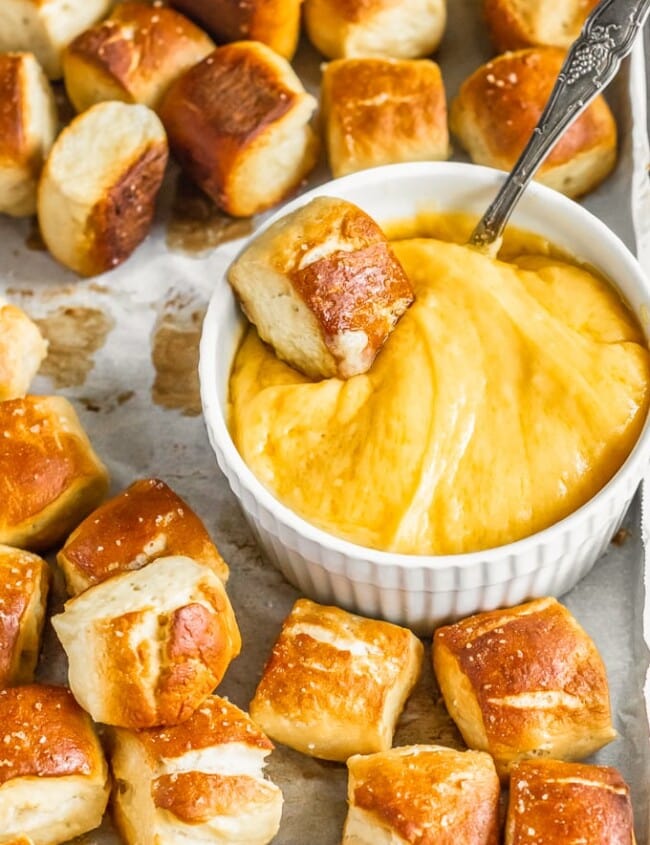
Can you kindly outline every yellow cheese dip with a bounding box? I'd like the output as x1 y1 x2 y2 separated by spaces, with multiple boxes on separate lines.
228 219 650 555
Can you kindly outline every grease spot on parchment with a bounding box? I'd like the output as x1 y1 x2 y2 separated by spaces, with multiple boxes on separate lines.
166 176 252 256
79 390 135 414
25 218 47 252
612 528 631 546
35 306 114 388
6 288 34 298
151 300 204 416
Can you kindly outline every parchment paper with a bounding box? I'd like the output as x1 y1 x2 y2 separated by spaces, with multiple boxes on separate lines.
634 29 650 845
0 2 648 842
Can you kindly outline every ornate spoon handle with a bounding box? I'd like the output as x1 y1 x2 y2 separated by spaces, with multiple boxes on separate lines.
469 0 650 251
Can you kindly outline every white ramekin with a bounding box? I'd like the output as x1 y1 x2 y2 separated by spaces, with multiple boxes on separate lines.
199 162 650 634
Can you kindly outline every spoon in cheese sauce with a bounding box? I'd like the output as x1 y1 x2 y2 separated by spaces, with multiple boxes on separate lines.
470 0 650 255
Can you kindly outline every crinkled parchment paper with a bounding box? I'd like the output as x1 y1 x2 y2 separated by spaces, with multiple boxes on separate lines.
0 3 648 842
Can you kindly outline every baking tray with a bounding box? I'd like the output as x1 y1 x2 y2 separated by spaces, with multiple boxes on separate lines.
0 1 648 841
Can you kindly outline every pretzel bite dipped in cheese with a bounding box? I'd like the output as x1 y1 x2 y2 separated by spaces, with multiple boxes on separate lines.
0 0 114 79
450 48 617 199
0 396 109 552
0 297 48 401
0 684 110 845
111 695 283 845
321 57 449 178
169 0 303 60
52 555 241 729
249 598 423 762
158 41 319 218
0 546 50 687
37 101 169 277
58 477 229 596
63 2 215 113
484 0 600 52
343 745 500 845
506 759 636 845
433 597 616 778
304 0 447 60
227 196 414 379
0 52 58 218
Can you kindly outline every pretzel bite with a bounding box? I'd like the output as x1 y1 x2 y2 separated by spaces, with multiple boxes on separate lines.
0 297 48 400
52 556 241 728
38 101 169 277
0 396 109 552
0 685 110 845
249 598 423 761
343 745 500 844
169 0 302 59
321 57 449 177
228 196 414 379
433 597 616 778
450 48 617 199
158 41 318 218
58 477 229 595
0 0 113 79
484 0 600 52
304 0 447 60
63 2 215 112
111 695 283 845
506 759 636 844
0 546 50 687
0 52 58 217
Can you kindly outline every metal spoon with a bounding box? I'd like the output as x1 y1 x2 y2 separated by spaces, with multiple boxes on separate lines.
469 0 650 254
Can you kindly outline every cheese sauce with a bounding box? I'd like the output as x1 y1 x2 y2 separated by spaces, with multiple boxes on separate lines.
229 216 650 554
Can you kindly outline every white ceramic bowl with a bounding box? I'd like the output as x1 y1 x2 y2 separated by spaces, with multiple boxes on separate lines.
199 161 650 633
